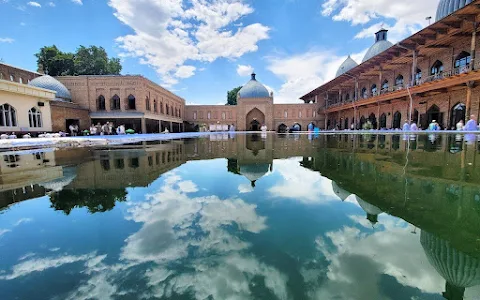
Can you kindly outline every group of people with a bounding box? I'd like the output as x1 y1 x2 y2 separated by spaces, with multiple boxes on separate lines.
402 114 480 131
87 122 127 136
453 115 480 131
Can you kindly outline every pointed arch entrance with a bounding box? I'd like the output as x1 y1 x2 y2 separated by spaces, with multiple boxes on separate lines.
450 103 466 129
246 108 265 131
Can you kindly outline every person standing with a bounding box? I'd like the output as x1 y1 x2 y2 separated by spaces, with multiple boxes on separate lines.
69 124 75 136
95 123 102 135
456 120 464 131
402 120 410 131
90 124 97 136
108 122 114 135
410 122 419 131
464 115 478 131
428 120 437 131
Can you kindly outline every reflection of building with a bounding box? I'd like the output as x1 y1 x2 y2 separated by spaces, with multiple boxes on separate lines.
185 73 324 132
302 1 480 130
355 195 384 225
421 230 480 300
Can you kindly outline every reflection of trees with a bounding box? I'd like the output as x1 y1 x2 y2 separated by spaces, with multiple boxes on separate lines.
49 189 127 215
227 159 241 175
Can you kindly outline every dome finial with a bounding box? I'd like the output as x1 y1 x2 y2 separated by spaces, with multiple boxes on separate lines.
251 72 256 80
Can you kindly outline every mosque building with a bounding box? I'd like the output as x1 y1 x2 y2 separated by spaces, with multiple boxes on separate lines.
302 0 480 130
1 1 480 134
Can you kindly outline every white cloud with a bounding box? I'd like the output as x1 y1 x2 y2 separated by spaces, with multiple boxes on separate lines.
108 0 270 86
27 1 41 7
20 22 26 26
268 158 340 203
0 229 11 237
48 2 55 7
0 37 14 43
267 49 366 103
321 0 438 43
238 183 253 193
13 218 32 227
174 65 196 79
236 64 253 77
71 0 82 4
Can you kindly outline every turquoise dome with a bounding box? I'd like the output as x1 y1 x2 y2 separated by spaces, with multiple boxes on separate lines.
29 75 72 101
362 29 393 63
436 0 473 21
238 73 271 99
336 56 358 77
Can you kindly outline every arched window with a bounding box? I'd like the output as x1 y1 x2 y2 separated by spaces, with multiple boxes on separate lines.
450 103 466 129
193 112 197 120
111 95 121 110
28 107 42 128
153 99 158 112
179 109 181 118
97 95 106 110
345 93 350 101
395 75 404 87
222 112 226 120
128 95 136 110
0 104 17 127
344 118 349 129
166 104 170 115
455 51 471 73
207 111 211 119
160 101 164 114
145 96 151 111
19 77 23 84
284 110 288 118
431 60 444 76
392 111 402 129
9 75 14 82
414 68 422 85
413 109 419 123
382 80 389 91
313 110 316 118
361 87 368 99
379 113 387 129
371 84 377 96
299 110 302 118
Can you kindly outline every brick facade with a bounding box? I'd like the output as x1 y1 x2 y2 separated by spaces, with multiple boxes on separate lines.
50 102 90 132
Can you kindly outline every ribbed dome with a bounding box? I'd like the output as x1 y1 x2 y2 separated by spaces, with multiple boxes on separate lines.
336 56 359 77
355 195 383 216
420 230 480 288
436 0 473 21
29 75 72 101
362 29 393 63
40 167 77 192
238 73 271 99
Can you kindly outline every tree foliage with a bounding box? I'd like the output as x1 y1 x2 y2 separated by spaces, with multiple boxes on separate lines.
49 188 127 215
35 45 122 76
227 86 242 105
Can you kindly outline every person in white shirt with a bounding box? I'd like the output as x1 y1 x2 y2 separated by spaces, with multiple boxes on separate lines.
456 120 464 131
410 122 419 131
260 124 267 132
90 125 97 135
402 120 410 131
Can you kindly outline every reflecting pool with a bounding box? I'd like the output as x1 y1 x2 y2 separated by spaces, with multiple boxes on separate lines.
1 133 480 300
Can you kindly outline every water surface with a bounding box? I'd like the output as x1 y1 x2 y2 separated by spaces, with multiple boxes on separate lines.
0 133 480 300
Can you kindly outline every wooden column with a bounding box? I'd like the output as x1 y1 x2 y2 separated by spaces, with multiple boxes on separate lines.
411 49 418 86
466 81 475 119
141 117 147 134
471 22 477 71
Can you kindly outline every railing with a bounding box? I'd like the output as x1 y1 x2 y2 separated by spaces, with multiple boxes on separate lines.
325 64 479 109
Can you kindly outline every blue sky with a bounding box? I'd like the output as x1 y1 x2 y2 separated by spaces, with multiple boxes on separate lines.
0 0 439 104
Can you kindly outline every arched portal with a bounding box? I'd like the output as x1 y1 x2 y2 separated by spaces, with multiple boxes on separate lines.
278 123 288 133
368 113 377 129
392 111 401 129
450 103 466 129
426 105 442 129
359 116 366 129
292 123 301 131
246 108 265 131
379 113 387 129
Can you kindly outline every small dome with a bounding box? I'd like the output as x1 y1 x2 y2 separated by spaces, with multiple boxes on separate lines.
332 181 351 201
29 75 72 101
436 0 473 21
40 167 77 192
355 195 383 225
239 163 270 186
336 56 358 77
421 230 480 288
362 29 393 63
238 73 271 99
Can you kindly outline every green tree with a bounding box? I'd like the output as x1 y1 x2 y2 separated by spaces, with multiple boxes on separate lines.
34 45 122 76
227 86 242 105
49 188 127 215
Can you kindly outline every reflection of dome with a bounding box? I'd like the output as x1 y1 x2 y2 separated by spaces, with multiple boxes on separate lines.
420 230 480 299
362 29 393 63
29 75 72 101
336 56 358 77
239 163 270 187
436 0 473 21
238 73 270 99
332 181 351 201
40 167 77 192
355 195 383 224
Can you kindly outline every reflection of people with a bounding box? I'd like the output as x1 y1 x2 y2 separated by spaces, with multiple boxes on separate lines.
464 115 478 131
402 120 410 131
